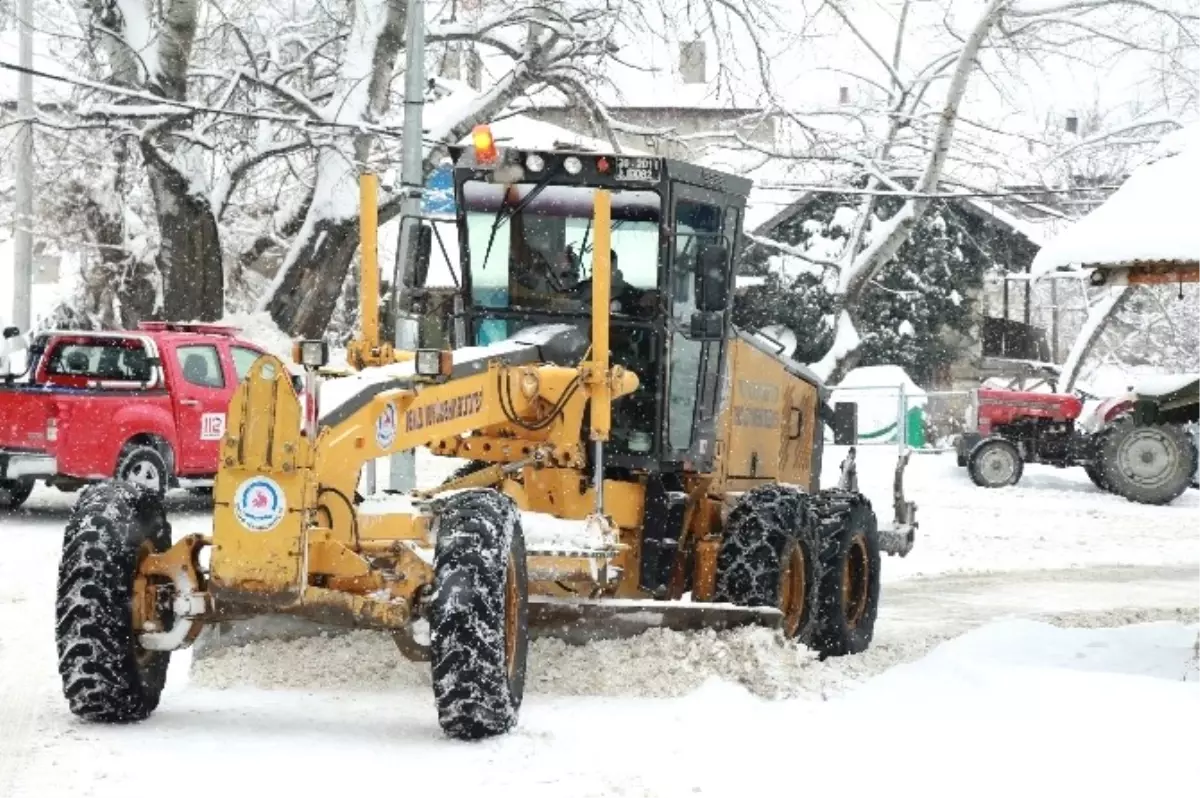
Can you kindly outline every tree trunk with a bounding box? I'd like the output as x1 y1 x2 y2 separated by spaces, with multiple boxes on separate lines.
264 218 364 338
267 63 535 333
143 144 224 322
814 0 1011 382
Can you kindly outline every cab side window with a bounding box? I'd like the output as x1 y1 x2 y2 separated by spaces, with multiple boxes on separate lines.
231 346 264 382
175 345 225 389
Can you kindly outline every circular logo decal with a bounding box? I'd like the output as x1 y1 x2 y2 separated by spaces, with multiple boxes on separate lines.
233 477 286 532
376 402 398 449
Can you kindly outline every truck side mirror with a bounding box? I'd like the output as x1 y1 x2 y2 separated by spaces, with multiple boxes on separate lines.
695 240 728 312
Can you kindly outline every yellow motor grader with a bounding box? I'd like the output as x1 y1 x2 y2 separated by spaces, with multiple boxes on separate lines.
54 127 917 740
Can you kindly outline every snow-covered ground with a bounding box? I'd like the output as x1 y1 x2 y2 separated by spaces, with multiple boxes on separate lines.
1 448 1197 797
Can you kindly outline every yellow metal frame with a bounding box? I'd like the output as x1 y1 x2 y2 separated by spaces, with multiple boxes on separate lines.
161 184 656 634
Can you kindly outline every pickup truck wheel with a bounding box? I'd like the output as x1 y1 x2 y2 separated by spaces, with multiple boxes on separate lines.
0 478 34 510
115 446 169 497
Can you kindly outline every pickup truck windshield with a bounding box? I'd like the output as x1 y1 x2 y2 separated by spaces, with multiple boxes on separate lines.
45 340 152 382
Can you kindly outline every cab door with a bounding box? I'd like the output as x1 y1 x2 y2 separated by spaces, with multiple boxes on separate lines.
167 340 230 474
664 188 736 472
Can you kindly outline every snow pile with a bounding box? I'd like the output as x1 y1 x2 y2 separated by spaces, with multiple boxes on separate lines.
189 624 945 699
190 630 431 692
526 625 941 699
846 619 1200 703
1032 120 1200 273
521 512 610 551
218 311 297 361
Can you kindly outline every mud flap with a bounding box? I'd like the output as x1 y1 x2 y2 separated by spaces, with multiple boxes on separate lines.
527 596 783 645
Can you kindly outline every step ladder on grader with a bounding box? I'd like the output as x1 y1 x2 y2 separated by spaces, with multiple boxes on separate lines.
53 126 918 740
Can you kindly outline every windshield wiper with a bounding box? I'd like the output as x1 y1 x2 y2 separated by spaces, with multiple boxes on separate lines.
481 166 560 268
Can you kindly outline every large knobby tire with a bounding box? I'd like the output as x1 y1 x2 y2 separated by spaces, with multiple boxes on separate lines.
1084 427 1114 492
808 489 882 658
1083 463 1110 492
0 478 34 510
712 484 821 642
115 444 170 496
56 481 173 723
968 438 1023 488
1100 420 1195 505
428 488 529 741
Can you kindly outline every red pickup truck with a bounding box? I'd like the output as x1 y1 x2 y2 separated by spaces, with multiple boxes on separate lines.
0 322 276 510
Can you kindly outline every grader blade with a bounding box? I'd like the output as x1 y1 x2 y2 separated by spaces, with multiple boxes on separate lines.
527 596 783 645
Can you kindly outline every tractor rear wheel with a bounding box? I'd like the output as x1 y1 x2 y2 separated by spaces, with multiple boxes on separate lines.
968 438 1023 488
807 489 882 658
1083 463 1110 492
712 484 821 642
0 478 34 509
1100 420 1195 505
428 488 529 740
55 481 173 722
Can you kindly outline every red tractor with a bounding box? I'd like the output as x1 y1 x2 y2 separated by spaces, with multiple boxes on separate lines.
956 377 1198 505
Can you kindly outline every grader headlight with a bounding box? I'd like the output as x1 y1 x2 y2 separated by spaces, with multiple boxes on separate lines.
294 339 329 369
415 349 452 379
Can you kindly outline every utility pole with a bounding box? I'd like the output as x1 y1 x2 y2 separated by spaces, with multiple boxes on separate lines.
387 0 426 493
12 0 35 332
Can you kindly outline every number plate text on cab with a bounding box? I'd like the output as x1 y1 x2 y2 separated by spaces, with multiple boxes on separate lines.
615 158 660 182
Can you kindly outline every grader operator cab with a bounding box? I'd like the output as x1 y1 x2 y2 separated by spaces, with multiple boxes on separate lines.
54 127 917 741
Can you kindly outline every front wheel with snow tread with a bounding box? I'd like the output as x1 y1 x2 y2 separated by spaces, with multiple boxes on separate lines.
808 489 882 658
712 484 821 642
56 481 173 723
428 488 529 741
1100 420 1195 505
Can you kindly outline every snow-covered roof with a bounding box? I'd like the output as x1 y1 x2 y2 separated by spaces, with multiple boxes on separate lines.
1031 122 1200 275
473 115 650 156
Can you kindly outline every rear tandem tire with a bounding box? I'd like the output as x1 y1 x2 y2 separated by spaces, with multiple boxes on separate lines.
0 478 34 509
428 488 529 741
55 481 173 723
807 489 882 658
1100 420 1195 505
712 484 821 643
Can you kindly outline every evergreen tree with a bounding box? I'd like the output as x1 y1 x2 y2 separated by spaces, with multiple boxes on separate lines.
735 191 1007 386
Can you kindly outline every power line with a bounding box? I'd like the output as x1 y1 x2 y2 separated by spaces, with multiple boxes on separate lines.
0 59 454 148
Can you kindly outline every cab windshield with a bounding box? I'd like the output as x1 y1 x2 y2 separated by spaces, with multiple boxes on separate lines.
462 181 661 323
